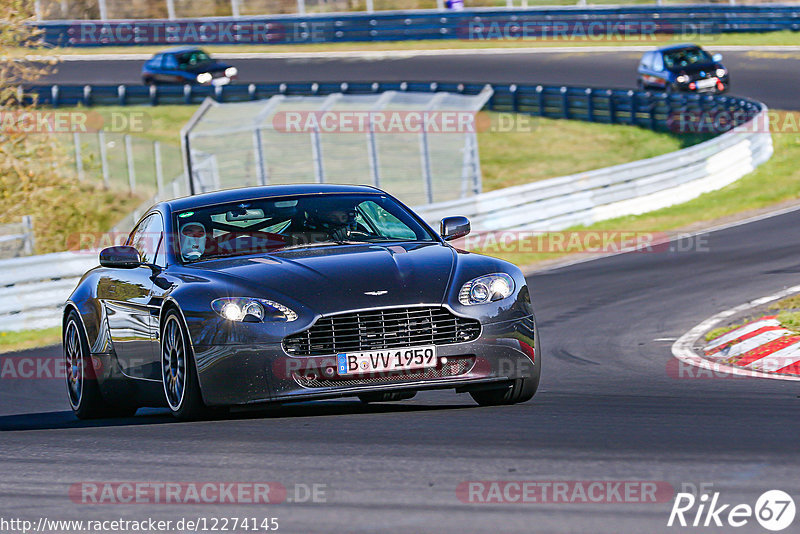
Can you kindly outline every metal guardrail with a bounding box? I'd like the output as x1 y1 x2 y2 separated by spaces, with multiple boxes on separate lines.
0 252 97 332
415 106 773 232
28 80 763 134
34 5 800 47
0 217 36 259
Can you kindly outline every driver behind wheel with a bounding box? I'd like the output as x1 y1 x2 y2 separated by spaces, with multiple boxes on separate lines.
305 203 358 242
180 222 206 260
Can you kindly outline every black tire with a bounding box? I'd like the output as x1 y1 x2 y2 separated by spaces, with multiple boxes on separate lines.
143 77 155 86
64 311 137 419
161 310 206 420
358 391 417 403
636 79 645 91
470 375 540 407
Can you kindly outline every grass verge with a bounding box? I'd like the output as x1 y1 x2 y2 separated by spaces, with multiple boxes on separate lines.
477 111 799 268
0 327 61 354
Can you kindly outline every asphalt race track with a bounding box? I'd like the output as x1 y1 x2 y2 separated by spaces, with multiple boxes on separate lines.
41 49 800 110
3 47 800 533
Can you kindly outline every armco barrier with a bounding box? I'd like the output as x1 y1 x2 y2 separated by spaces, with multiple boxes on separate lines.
0 252 97 332
415 106 772 232
27 80 762 136
35 5 800 47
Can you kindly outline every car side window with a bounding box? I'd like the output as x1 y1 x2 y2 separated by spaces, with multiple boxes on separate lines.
128 214 164 266
653 53 664 71
162 54 178 70
640 52 652 70
357 201 417 240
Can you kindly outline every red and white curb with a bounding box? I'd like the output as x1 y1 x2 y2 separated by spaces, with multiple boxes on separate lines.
672 285 800 381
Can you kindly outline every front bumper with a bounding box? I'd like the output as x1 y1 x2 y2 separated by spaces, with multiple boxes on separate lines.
193 314 539 407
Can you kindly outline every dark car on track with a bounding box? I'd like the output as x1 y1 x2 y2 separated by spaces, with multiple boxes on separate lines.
63 185 541 420
141 46 238 86
637 44 729 94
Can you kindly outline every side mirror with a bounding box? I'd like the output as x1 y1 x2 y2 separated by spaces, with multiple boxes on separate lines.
712 53 723 62
99 246 142 269
440 216 471 241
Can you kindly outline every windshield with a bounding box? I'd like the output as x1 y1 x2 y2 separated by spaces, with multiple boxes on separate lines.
173 193 436 263
662 47 713 70
177 50 212 68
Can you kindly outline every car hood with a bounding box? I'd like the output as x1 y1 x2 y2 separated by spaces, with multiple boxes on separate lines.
186 242 456 315
183 61 230 74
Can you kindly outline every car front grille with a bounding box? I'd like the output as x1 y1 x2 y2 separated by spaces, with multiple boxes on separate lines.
283 306 481 357
293 355 476 388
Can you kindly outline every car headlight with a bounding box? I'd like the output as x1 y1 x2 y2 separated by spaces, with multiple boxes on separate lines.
458 273 515 305
676 75 690 84
715 68 726 78
212 297 298 322
225 66 238 77
196 72 213 84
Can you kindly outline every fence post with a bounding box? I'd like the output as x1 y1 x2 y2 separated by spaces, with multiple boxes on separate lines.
98 0 108 20
253 128 268 185
367 119 380 188
34 0 42 20
310 127 325 183
231 0 240 17
73 132 84 180
125 134 136 193
98 131 110 188
166 0 176 19
419 124 433 204
297 0 306 15
154 141 165 199
21 216 35 256
366 0 374 12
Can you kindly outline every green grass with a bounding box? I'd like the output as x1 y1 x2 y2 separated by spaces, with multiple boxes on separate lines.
14 31 800 58
704 323 745 342
478 114 800 267
478 115 699 191
0 327 61 354
777 311 800 333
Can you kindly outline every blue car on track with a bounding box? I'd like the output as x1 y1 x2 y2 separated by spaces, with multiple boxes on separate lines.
141 47 238 86
637 44 729 94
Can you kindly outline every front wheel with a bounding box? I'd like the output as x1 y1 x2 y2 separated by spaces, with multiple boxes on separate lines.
161 310 206 420
470 376 539 407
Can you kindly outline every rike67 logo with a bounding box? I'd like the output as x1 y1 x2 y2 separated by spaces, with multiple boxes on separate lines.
668 489 796 531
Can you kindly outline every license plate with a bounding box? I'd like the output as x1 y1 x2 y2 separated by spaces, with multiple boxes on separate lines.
337 346 437 376
696 78 716 89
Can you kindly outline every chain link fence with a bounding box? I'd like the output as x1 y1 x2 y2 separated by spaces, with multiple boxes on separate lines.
182 88 492 208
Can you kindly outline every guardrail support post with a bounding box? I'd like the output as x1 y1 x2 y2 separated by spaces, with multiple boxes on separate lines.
83 85 92 106
561 86 569 119
21 216 35 256
125 134 136 193
629 90 637 126
98 131 110 189
51 85 59 108
154 141 165 199
73 133 84 180
585 88 594 122
536 85 545 117
118 85 126 106
608 90 616 124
